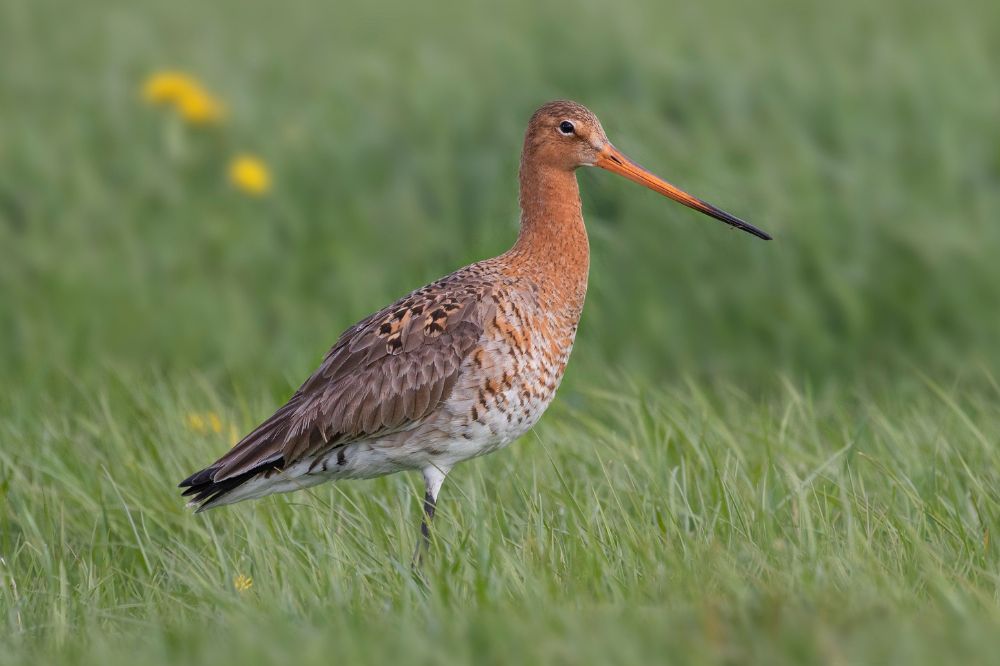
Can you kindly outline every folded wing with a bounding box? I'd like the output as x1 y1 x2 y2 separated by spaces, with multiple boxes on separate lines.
179 270 496 498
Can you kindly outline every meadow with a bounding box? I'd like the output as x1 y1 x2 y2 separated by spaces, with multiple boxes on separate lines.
2 0 1000 662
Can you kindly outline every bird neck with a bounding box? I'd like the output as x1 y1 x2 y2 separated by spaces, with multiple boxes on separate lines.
506 161 590 307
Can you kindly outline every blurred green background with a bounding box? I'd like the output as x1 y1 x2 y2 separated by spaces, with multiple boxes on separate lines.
5 0 1000 390
3 0 1000 663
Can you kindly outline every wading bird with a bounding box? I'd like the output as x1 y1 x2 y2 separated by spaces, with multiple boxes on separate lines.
179 100 769 556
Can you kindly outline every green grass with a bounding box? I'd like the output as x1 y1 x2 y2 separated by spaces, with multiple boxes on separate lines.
3 0 1000 662
4 375 1000 664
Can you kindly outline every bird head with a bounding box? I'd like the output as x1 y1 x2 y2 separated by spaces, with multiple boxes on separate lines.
523 100 771 240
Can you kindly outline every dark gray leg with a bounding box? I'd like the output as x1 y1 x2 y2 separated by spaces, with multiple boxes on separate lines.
412 465 448 568
413 489 437 567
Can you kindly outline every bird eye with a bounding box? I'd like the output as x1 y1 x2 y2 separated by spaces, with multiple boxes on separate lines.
558 120 575 135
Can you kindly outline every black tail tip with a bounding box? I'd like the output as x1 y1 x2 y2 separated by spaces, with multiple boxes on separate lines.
177 458 285 510
178 466 218 490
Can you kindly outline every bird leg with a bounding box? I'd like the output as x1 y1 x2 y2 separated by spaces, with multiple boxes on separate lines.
414 489 436 562
412 465 449 568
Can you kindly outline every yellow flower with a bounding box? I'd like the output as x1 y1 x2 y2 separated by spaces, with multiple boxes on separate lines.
142 71 199 105
228 154 271 196
141 70 225 125
185 412 205 433
233 574 253 592
176 89 225 125
185 411 224 435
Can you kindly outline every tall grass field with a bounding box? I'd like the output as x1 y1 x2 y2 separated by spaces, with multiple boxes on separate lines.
2 0 1000 663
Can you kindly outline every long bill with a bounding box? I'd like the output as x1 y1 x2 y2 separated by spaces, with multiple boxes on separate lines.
594 144 771 240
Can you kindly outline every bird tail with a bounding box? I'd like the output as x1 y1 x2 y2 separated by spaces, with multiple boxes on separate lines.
178 457 285 512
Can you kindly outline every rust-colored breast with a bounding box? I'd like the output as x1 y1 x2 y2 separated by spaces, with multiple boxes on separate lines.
432 273 584 458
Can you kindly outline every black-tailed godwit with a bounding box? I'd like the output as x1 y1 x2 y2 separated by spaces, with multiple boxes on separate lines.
179 100 770 554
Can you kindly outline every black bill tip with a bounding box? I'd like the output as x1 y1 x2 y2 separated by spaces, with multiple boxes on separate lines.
705 204 772 240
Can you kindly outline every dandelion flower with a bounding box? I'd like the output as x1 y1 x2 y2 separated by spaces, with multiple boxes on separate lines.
176 89 225 125
185 412 206 433
142 71 200 105
141 70 224 125
228 154 271 196
185 411 224 435
207 412 222 433
233 574 253 592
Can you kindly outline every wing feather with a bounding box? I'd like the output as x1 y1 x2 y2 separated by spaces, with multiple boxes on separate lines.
201 267 496 482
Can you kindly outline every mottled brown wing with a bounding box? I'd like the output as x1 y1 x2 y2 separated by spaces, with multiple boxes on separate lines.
208 272 496 481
